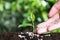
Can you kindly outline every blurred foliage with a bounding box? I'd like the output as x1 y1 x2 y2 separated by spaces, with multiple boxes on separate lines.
0 0 60 33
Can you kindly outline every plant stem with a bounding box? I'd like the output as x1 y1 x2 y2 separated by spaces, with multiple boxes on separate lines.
32 21 35 32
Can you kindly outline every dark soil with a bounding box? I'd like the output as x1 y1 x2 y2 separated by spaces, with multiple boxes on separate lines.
0 32 60 40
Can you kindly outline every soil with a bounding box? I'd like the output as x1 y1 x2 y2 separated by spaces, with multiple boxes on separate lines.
0 32 60 40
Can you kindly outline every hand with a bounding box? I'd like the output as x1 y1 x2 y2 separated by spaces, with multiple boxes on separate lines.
36 14 59 34
36 1 60 34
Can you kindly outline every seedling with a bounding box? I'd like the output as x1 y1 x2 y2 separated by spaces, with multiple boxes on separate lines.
28 10 35 32
30 11 35 32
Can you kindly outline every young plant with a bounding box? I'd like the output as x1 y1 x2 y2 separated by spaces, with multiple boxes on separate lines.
31 13 35 32
18 10 35 32
28 10 35 32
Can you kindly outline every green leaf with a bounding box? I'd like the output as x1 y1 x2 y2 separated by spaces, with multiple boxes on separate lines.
18 23 32 28
31 13 35 22
28 10 35 22
18 19 32 28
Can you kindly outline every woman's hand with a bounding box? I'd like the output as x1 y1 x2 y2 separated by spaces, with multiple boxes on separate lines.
36 1 60 34
36 14 59 34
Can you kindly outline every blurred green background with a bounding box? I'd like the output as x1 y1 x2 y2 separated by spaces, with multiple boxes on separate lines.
0 0 59 33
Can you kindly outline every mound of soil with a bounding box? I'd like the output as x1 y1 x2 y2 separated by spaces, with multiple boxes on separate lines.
0 32 60 40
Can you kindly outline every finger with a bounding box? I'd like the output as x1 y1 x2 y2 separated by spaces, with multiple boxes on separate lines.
49 1 60 18
37 22 46 28
36 22 48 34
46 13 59 25
48 20 60 31
37 26 47 34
